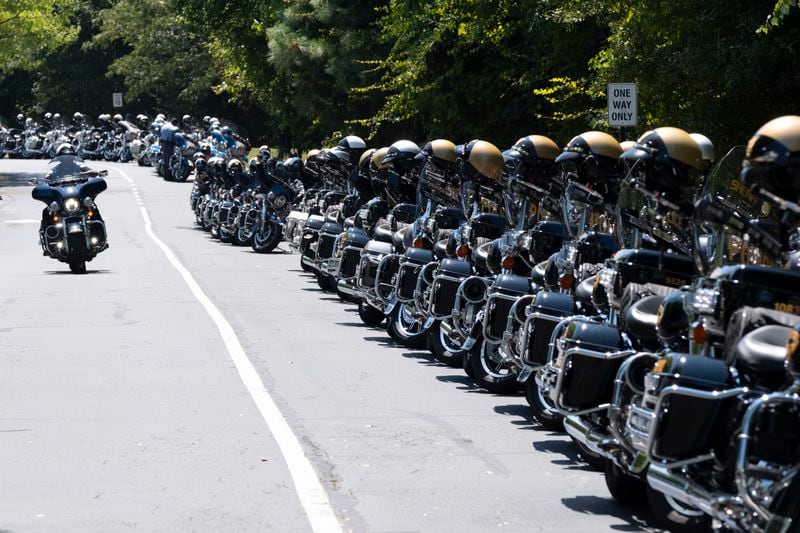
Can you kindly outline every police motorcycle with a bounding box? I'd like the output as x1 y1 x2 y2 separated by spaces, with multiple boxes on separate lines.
189 153 210 218
31 146 109 274
622 116 800 532
210 159 253 243
130 114 153 166
74 114 107 161
42 113 71 159
459 135 571 393
2 114 25 158
419 140 509 365
196 156 228 232
241 155 301 252
284 149 324 254
381 139 466 348
350 140 422 326
168 129 198 182
21 117 49 159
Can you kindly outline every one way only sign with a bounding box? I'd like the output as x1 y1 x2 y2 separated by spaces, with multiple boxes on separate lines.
607 83 637 127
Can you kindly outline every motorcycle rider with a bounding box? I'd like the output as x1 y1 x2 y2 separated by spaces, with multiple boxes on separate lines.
159 117 179 180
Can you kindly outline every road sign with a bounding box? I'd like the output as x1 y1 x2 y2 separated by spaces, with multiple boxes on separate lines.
112 92 123 108
607 83 637 127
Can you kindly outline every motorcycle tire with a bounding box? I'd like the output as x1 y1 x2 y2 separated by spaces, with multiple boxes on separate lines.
469 338 521 394
570 437 607 471
174 166 190 183
137 158 145 167
604 461 647 505
252 222 280 253
646 485 710 533
358 301 385 326
336 286 358 304
462 347 475 378
210 224 221 239
316 272 336 292
301 255 313 272
69 259 87 274
525 378 564 431
232 225 252 246
387 303 429 349
428 321 465 368
219 225 233 244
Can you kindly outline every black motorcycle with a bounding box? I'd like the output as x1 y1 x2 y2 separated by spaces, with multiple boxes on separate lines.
32 155 109 273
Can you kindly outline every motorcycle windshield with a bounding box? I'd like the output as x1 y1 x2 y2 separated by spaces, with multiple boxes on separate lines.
47 155 85 181
32 176 107 205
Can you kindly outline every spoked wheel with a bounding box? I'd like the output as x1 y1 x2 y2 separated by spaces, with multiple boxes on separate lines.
387 303 430 349
358 301 385 326
647 485 710 533
428 320 466 367
232 223 252 246
68 259 87 274
525 377 564 431
252 221 281 253
469 338 522 394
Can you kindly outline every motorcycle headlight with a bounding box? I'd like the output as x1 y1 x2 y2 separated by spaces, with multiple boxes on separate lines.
64 198 80 213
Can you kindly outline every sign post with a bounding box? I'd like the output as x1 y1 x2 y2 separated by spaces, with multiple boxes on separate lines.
112 92 123 109
607 83 637 140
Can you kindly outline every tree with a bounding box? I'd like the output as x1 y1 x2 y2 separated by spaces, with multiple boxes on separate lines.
0 0 78 73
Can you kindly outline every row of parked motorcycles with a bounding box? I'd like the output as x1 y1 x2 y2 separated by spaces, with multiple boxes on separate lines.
190 117 800 532
2 112 250 183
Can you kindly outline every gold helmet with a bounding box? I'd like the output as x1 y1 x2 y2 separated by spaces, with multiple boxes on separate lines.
457 140 504 183
621 127 702 212
620 140 636 152
507 134 560 187
740 115 800 203
370 147 390 176
359 148 376 170
305 148 321 162
556 131 623 190
420 139 458 170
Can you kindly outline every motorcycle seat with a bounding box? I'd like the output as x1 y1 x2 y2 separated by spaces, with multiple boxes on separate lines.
473 241 492 275
374 224 393 243
433 238 449 260
393 225 409 251
623 294 664 343
734 325 791 382
575 275 596 305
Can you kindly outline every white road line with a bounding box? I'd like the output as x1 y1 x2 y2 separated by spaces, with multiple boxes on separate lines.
113 167 342 533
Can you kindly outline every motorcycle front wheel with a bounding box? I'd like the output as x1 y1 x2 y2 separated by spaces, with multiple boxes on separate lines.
387 303 430 349
252 222 281 253
469 338 522 394
69 259 87 274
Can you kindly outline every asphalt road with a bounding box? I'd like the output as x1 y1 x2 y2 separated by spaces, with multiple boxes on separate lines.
0 160 661 532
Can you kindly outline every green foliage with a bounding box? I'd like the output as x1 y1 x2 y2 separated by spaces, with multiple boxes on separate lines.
0 0 78 73
759 0 798 32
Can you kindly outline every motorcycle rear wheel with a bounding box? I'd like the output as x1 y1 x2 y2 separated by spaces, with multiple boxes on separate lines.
525 378 564 431
428 321 465 367
387 303 429 349
358 301 385 326
646 485 710 533
469 338 522 394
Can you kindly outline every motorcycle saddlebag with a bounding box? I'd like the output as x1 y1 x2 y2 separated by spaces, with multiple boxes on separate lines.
429 259 472 317
556 321 627 411
523 291 574 366
397 248 434 301
485 274 531 340
649 354 735 461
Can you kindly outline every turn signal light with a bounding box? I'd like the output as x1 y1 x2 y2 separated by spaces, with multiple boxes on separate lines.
413 237 425 248
456 244 469 258
87 210 94 218
501 255 514 270
692 323 709 344
559 273 575 290
52 215 59 221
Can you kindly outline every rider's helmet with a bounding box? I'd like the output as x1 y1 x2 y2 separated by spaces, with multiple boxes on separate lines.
72 112 84 125
337 135 367 165
257 145 271 161
113 113 123 124
202 115 211 128
226 159 244 173
56 143 76 156
182 115 192 127
97 114 108 125
221 126 232 136
456 140 504 184
620 127 702 212
418 139 458 171
740 116 800 204
370 147 390 177
507 135 560 188
155 113 166 122
248 157 262 174
25 117 34 129
556 131 623 205
53 113 61 124
689 133 715 172
382 140 421 175
16 113 24 124
43 112 53 124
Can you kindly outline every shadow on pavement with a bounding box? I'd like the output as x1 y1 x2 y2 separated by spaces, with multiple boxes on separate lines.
44 269 111 275
561 495 662 532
